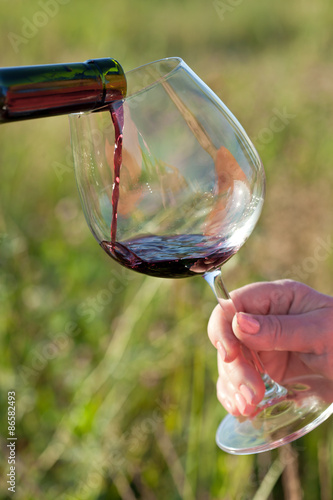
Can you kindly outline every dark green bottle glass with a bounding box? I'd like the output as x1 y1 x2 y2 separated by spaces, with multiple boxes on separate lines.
0 57 127 122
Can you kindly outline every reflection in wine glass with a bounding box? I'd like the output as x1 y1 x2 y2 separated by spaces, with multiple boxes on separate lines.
70 58 333 454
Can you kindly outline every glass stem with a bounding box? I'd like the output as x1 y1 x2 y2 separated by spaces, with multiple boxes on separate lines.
204 269 287 407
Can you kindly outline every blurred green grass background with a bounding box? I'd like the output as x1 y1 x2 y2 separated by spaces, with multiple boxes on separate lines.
1 0 333 498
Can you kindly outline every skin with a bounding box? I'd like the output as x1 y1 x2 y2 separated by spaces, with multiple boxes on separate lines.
207 279 333 417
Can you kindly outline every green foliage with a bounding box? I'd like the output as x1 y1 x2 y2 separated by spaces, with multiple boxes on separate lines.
1 0 333 498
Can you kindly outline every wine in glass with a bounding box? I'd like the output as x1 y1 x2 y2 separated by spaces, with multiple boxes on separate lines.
69 57 333 454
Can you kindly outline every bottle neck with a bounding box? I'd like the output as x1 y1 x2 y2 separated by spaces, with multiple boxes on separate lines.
0 58 127 122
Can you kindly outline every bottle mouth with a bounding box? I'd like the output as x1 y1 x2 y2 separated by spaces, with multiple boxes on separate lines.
69 57 184 115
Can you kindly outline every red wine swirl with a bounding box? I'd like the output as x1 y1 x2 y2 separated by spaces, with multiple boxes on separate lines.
101 234 236 278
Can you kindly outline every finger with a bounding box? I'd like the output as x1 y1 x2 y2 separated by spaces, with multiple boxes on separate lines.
216 376 241 416
217 352 265 416
217 356 251 416
229 280 298 316
208 280 304 362
208 304 241 362
232 309 327 355
207 280 301 362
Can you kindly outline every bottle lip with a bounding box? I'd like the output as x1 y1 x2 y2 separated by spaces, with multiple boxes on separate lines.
69 57 184 115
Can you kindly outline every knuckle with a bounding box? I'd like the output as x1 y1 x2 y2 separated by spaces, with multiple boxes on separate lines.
267 315 283 347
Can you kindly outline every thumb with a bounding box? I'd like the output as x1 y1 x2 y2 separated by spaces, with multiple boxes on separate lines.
232 311 318 354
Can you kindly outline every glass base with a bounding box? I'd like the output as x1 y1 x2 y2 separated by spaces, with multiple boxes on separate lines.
216 375 333 455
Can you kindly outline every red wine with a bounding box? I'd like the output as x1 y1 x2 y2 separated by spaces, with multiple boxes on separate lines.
100 234 236 278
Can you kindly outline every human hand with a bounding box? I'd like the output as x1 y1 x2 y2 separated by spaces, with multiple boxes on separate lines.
207 279 333 417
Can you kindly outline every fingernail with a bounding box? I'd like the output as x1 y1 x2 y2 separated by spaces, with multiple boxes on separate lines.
236 312 260 334
235 393 247 414
240 384 255 405
216 341 227 361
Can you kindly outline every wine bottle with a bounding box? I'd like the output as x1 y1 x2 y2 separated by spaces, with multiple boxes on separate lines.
0 57 126 122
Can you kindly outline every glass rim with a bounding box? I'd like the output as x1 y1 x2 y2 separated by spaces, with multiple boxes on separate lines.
69 57 184 117
126 56 183 85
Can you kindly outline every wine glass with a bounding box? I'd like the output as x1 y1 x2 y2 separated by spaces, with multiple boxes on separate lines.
69 57 333 454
